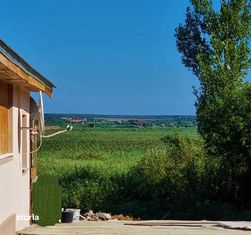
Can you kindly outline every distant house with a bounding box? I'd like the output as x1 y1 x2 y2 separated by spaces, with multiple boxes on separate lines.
69 118 82 124
132 120 145 126
0 40 55 234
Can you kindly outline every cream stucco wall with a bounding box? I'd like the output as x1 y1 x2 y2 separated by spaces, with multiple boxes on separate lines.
0 85 31 232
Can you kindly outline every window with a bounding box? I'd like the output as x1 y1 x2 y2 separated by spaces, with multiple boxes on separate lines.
0 81 12 155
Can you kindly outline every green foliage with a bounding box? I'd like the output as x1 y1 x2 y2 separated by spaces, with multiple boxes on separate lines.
131 133 206 202
39 127 251 219
175 0 251 205
39 128 189 213
176 0 250 84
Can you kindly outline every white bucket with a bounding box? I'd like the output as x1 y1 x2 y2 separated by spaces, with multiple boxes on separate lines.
65 209 81 222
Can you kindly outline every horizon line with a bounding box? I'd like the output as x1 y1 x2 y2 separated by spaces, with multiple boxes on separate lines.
45 113 196 116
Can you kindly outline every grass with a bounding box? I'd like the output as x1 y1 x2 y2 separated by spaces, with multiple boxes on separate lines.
37 126 251 220
38 127 206 218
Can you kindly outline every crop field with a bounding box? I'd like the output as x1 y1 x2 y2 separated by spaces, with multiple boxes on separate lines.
38 127 201 218
39 127 197 175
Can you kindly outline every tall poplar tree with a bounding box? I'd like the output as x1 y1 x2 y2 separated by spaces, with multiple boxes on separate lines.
175 0 251 204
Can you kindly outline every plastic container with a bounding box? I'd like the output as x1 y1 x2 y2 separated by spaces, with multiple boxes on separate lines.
61 210 74 223
65 209 81 222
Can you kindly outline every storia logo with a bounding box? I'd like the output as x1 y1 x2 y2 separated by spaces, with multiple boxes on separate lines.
16 214 39 221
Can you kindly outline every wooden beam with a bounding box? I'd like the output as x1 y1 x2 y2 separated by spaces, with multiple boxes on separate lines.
0 52 52 97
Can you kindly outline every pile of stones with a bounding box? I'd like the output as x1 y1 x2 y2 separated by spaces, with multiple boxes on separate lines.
81 210 112 221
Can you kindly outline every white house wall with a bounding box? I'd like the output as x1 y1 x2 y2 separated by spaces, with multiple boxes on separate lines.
0 85 30 232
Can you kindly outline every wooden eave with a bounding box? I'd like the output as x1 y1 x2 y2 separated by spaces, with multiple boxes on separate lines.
0 51 53 97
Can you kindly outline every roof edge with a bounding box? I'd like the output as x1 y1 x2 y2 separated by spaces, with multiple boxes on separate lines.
0 39 56 90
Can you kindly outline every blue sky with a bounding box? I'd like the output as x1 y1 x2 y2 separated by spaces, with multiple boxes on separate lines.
0 0 199 115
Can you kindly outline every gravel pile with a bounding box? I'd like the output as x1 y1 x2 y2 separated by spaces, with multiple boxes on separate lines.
81 210 112 221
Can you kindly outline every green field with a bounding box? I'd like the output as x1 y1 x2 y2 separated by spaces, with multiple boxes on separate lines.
38 126 251 220
38 127 199 218
39 127 197 175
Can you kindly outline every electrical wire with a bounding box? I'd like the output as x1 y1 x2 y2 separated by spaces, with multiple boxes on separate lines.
30 132 43 154
42 126 73 138
29 125 73 153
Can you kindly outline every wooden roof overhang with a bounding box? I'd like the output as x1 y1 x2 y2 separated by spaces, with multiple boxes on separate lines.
0 40 55 97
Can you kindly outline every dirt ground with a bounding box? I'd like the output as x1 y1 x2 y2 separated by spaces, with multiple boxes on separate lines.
19 220 251 235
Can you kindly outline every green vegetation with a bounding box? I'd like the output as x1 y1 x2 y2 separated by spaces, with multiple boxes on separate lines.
176 0 251 206
39 126 251 219
38 127 202 218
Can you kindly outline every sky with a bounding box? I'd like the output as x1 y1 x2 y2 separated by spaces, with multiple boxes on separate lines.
0 0 200 115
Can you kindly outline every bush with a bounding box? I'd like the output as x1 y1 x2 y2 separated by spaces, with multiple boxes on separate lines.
127 132 207 215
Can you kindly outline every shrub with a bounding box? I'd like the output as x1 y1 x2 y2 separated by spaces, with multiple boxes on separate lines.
130 132 207 209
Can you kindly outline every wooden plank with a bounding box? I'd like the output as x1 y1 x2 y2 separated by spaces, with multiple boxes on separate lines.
0 81 10 154
8 84 13 153
0 52 52 97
